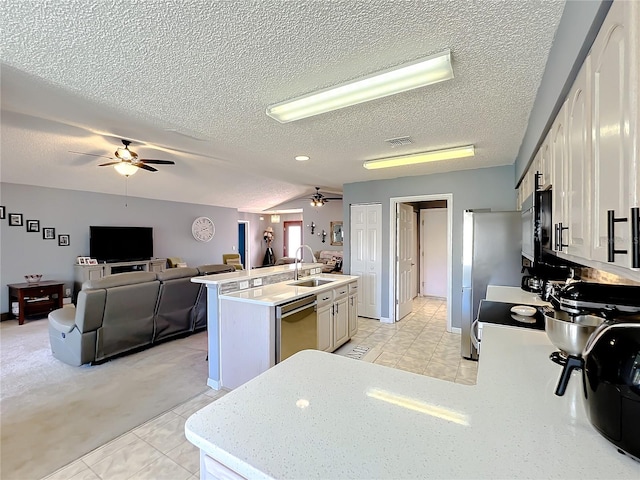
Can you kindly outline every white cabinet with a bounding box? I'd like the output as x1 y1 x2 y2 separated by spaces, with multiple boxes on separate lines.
538 133 552 190
565 58 592 259
348 281 358 337
551 100 568 253
333 286 349 349
317 291 333 352
590 0 640 268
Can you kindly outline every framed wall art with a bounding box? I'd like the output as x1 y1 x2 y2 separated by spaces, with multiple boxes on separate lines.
26 220 40 232
0 206 5 219
43 227 56 240
58 234 70 246
9 213 23 226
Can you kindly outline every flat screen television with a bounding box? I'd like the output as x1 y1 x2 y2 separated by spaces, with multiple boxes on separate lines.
90 226 153 263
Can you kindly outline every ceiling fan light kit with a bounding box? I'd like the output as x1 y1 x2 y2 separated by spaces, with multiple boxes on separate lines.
114 162 139 177
362 144 475 170
266 49 454 123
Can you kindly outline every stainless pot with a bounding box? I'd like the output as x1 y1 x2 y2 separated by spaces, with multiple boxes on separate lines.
543 309 604 357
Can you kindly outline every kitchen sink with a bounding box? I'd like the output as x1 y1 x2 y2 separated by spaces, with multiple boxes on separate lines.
289 278 335 287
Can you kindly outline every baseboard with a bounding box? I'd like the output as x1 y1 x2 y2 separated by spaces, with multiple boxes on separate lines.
380 316 392 324
207 378 221 390
450 326 461 334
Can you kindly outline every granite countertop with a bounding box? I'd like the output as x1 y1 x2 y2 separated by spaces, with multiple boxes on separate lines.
218 274 359 306
185 326 639 479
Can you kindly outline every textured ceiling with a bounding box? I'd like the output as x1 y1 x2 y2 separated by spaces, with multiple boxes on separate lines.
0 0 565 212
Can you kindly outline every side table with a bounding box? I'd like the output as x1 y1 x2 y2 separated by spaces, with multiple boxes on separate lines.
7 281 65 325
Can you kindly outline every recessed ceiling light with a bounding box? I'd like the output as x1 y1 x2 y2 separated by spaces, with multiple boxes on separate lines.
266 49 453 123
363 145 475 170
295 155 310 161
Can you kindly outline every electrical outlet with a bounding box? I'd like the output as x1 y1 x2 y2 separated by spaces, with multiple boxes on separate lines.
239 281 249 290
253 278 263 287
65 288 71 297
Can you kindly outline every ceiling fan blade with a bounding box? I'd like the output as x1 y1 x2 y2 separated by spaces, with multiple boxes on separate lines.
98 161 121 166
137 163 158 172
140 159 175 165
70 151 114 160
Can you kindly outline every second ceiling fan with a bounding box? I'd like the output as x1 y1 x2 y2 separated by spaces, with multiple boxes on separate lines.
309 187 342 206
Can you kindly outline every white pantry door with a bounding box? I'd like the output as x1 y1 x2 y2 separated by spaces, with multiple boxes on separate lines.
350 204 382 319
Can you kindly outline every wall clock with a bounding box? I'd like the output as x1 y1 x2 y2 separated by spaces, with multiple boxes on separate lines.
192 216 215 242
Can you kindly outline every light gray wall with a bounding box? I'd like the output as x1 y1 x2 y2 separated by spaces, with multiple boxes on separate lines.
302 201 343 254
514 0 611 183
0 182 239 313
342 165 516 328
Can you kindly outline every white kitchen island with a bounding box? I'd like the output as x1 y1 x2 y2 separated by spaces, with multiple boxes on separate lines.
185 324 639 479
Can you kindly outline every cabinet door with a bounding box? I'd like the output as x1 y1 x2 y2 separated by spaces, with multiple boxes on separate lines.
317 304 333 352
538 133 552 190
87 266 104 281
551 101 568 252
333 296 349 348
566 58 592 259
348 293 358 337
590 0 639 267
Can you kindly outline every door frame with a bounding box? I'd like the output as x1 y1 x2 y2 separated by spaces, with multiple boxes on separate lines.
283 220 303 259
389 194 454 332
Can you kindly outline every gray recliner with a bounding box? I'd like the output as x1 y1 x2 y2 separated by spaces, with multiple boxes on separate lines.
154 267 201 342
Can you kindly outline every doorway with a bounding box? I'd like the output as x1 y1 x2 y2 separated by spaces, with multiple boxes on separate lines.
238 221 250 270
283 221 303 259
390 194 453 331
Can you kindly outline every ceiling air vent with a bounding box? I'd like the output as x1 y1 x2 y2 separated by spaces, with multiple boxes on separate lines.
385 136 413 147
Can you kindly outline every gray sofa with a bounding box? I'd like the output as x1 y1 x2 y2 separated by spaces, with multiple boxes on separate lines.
48 264 235 366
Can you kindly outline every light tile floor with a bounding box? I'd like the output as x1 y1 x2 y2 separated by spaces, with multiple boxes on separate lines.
43 296 477 480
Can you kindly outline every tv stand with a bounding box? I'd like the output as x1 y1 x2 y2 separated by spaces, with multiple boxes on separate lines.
74 259 165 299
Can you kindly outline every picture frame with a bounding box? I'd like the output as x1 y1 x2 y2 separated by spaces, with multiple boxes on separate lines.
87 258 98 265
58 234 70 246
9 213 23 226
26 220 40 232
77 256 87 265
0 206 5 219
43 227 56 240
330 221 343 246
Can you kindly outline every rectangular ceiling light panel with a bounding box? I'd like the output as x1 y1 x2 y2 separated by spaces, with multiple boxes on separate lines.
267 49 453 123
363 145 475 170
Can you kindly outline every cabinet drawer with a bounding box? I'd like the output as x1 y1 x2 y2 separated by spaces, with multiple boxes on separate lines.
333 286 348 299
316 291 333 307
348 282 358 293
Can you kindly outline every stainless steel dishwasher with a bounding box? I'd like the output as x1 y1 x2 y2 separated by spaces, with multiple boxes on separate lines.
275 295 317 363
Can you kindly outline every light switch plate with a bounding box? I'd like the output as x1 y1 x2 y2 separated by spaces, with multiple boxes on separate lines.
253 278 263 286
239 281 249 290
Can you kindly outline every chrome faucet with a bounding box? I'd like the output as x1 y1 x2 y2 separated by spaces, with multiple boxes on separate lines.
294 244 317 280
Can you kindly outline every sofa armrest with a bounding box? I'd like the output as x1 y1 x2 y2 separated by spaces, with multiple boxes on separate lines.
49 307 76 334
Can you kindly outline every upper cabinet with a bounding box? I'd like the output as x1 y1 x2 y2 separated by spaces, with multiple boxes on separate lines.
550 101 568 253
566 58 592 259
538 133 552 190
590 0 639 268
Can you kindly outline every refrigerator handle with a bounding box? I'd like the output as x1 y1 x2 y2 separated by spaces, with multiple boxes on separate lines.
471 319 480 350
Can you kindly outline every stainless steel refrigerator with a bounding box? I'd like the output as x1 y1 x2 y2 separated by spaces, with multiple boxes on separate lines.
461 210 522 359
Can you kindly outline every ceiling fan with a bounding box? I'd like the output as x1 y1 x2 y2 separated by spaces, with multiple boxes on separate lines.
71 139 175 176
309 187 342 207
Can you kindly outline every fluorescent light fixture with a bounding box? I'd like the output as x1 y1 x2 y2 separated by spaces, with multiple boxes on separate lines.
363 145 475 170
266 49 453 123
114 162 138 176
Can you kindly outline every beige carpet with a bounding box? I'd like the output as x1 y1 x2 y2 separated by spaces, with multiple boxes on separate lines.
0 317 210 480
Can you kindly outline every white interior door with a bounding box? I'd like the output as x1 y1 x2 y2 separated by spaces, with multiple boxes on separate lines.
395 203 413 321
350 203 382 319
421 208 448 297
411 211 419 299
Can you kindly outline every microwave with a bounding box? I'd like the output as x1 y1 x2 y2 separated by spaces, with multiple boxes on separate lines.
522 188 553 266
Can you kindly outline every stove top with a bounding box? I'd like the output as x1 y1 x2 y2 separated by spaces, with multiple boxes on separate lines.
477 300 546 331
